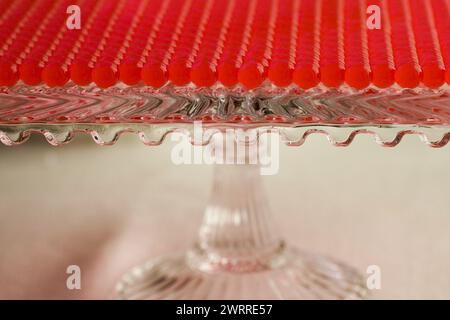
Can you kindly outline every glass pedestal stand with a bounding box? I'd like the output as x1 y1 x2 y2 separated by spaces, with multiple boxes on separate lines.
116 134 367 300
5 85 448 299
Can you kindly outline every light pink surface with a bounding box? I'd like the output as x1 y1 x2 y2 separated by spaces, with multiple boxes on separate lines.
0 134 449 299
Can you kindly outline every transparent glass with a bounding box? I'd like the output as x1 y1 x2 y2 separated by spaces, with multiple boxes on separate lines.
2 84 450 299
2 84 450 148
115 134 367 299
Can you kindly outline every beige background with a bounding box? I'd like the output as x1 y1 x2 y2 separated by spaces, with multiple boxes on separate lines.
0 132 449 299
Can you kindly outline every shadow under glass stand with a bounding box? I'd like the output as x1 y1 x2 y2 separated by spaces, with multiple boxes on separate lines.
115 134 367 300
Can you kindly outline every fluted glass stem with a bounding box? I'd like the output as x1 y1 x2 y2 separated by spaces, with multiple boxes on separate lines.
188 137 285 273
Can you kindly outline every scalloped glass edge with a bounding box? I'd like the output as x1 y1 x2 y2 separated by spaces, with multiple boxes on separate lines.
1 123 450 148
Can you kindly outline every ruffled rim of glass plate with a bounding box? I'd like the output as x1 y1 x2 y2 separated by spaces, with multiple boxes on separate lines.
1 123 450 148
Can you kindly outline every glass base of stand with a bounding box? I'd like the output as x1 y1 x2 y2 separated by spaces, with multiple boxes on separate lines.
115 137 368 300
116 247 367 300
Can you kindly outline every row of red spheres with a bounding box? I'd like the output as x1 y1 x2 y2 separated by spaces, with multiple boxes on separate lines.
2 60 448 89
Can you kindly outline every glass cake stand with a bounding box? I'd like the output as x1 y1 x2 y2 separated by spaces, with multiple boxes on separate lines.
1 83 449 299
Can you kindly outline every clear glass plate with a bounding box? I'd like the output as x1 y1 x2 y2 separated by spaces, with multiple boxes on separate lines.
1 84 449 147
